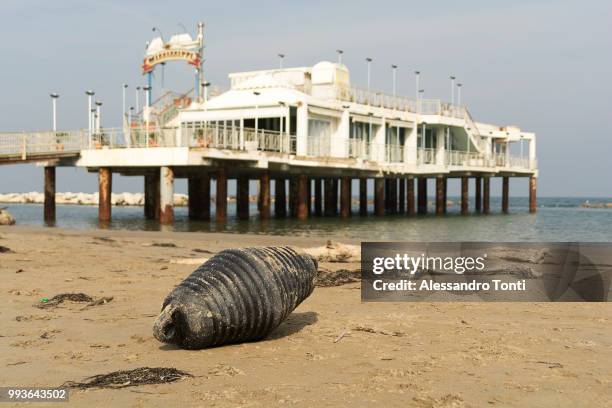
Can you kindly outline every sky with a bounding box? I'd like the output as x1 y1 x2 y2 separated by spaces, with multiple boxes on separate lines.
0 0 611 196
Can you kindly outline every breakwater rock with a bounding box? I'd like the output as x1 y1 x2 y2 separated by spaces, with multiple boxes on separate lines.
580 201 612 209
0 192 189 207
0 208 16 225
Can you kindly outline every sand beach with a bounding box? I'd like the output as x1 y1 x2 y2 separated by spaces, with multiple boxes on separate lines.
1 226 610 407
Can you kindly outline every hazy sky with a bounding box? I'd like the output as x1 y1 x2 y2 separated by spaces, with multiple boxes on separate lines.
1 0 611 196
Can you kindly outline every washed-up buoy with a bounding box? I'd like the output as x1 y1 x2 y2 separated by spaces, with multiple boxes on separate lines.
153 246 318 349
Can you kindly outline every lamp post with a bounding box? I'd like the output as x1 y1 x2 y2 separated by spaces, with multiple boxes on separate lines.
365 57 373 92
336 49 343 64
278 53 285 69
135 86 141 115
279 101 286 152
127 106 134 147
391 64 398 98
152 26 164 41
85 90 94 135
90 108 96 147
457 83 463 106
414 71 420 102
122 84 128 125
50 93 59 132
253 91 261 136
95 101 102 133
143 86 151 145
121 84 127 118
450 76 456 105
202 82 211 103
418 89 425 114
143 86 151 109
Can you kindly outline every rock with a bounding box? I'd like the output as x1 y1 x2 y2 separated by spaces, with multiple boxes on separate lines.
0 208 16 225
153 246 318 349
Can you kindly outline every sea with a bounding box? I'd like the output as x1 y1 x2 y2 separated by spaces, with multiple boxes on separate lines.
3 197 611 242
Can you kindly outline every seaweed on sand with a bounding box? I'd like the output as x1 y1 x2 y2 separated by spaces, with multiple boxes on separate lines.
62 367 193 389
36 293 93 309
315 268 361 287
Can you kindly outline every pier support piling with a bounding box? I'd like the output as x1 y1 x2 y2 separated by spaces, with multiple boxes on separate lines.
407 177 415 215
44 166 56 223
216 168 227 221
289 177 298 217
359 178 368 216
384 179 391 213
385 179 398 214
307 178 312 215
188 174 210 221
297 175 308 220
259 171 270 219
529 176 537 213
436 177 446 215
399 178 406 214
98 167 112 222
388 178 398 214
314 178 322 216
237 175 250 220
159 166 174 224
275 177 286 217
332 178 339 215
475 177 482 213
324 178 335 216
461 177 469 215
502 176 509 214
443 177 447 214
374 178 385 216
483 176 490 215
144 173 160 220
340 176 351 218
417 177 427 214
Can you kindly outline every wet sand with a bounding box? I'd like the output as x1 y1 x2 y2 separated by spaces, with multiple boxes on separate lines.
1 226 611 407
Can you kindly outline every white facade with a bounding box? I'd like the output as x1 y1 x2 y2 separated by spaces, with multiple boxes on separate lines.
166 61 536 177
60 61 537 178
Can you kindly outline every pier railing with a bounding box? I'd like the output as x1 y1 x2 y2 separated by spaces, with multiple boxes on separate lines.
336 85 418 112
86 126 534 170
417 148 437 165
348 139 371 160
385 144 404 163
0 124 534 172
0 130 85 161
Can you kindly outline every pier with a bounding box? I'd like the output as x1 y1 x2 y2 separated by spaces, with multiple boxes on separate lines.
0 29 537 225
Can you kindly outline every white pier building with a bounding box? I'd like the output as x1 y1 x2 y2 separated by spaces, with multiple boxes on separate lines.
0 25 538 224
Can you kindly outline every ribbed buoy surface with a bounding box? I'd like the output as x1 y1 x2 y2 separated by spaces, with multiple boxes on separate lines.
153 246 318 349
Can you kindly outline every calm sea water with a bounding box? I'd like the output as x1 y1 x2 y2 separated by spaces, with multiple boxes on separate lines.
3 197 612 242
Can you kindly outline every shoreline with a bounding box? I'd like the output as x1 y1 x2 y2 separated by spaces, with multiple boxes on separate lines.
2 193 612 209
0 224 358 245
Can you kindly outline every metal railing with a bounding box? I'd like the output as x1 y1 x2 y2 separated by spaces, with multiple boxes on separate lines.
417 148 437 165
0 130 86 160
337 85 417 112
245 128 295 153
307 136 330 157
182 125 296 154
348 138 371 160
446 150 490 167
463 108 487 152
0 124 535 171
385 144 404 163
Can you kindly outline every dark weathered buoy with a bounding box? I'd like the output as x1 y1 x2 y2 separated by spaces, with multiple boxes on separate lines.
153 246 318 349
